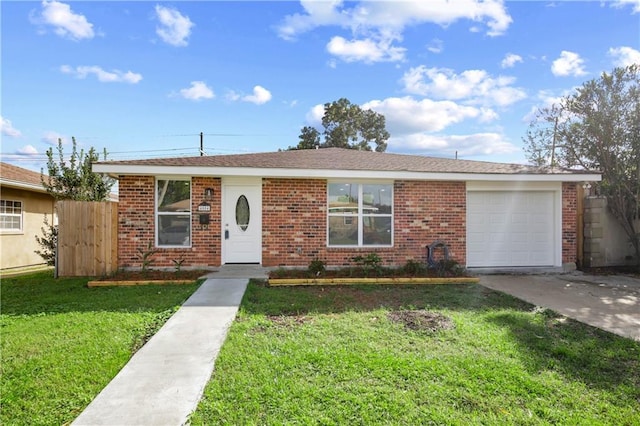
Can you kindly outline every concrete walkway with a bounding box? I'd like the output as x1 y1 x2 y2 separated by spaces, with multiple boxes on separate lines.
480 273 640 342
73 277 249 426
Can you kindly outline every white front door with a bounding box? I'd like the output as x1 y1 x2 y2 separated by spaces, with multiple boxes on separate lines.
223 180 262 263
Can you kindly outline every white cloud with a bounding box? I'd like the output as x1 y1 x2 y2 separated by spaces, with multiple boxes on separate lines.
60 65 142 83
42 131 66 145
551 51 587 77
427 38 444 54
1 116 22 138
179 81 214 101
401 66 527 107
390 132 519 156
155 5 194 47
363 96 494 134
277 0 512 39
17 145 39 155
305 104 325 126
32 0 95 40
611 0 640 13
241 86 272 105
500 53 523 68
327 35 406 63
276 0 511 63
608 46 640 67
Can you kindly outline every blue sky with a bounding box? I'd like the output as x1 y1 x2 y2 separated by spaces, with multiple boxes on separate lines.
2 0 639 172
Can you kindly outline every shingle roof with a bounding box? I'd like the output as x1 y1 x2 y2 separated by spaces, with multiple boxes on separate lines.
96 148 594 175
0 162 47 189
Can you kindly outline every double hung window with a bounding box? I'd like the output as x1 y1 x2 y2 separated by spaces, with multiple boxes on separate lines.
156 179 191 247
0 200 23 232
327 183 393 247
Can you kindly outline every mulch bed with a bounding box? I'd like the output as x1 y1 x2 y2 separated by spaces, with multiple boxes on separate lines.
97 269 210 281
269 267 468 280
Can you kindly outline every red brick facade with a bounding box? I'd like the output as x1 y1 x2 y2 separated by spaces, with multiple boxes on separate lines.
262 178 466 267
117 176 578 269
118 176 221 269
562 182 578 266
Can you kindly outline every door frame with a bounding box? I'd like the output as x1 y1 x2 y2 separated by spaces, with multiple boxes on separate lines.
221 177 262 264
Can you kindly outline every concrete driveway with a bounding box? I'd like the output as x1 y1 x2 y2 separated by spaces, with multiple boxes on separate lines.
479 273 640 342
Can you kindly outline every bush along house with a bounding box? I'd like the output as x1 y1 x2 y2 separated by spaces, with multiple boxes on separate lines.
93 148 600 271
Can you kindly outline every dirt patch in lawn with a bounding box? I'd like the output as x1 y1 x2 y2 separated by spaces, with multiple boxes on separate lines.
387 310 455 333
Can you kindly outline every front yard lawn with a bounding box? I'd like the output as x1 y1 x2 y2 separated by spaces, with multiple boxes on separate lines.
191 281 640 425
0 271 201 426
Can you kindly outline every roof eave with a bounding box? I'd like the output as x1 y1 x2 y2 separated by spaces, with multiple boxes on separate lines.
0 179 50 194
92 164 602 183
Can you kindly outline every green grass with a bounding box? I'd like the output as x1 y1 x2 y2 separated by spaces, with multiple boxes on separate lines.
0 271 201 426
191 282 640 425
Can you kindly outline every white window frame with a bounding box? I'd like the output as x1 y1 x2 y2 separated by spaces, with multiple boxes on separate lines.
155 178 192 248
0 199 24 233
327 181 393 248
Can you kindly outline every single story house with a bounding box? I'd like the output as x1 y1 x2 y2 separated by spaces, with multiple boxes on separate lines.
0 162 55 271
93 148 601 270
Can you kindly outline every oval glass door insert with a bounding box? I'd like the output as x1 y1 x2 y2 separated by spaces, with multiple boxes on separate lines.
235 195 250 231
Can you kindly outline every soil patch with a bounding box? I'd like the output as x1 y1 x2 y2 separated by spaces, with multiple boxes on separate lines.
582 266 640 278
98 269 210 281
269 266 469 280
387 310 454 333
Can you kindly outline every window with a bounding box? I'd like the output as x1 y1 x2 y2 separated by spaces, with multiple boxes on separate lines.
0 200 23 232
328 183 392 247
156 179 191 247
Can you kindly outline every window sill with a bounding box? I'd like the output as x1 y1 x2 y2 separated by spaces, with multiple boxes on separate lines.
0 230 24 235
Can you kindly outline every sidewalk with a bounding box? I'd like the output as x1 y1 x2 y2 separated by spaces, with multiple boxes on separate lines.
73 278 248 426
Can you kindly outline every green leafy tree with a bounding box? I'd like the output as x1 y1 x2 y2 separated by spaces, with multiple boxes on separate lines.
523 65 640 265
41 137 115 201
291 98 389 152
35 137 115 265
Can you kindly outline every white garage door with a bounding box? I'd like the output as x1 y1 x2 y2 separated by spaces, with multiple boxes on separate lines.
467 191 555 267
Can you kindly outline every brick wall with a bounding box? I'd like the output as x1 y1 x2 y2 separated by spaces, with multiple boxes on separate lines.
262 178 466 267
118 176 576 269
118 176 221 269
562 182 578 266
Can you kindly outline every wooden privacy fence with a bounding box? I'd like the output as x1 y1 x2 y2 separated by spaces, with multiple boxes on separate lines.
57 200 118 277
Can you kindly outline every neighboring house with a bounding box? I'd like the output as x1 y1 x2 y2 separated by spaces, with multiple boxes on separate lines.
93 148 601 270
0 162 55 271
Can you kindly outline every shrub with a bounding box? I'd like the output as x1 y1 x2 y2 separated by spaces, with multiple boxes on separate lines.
402 259 426 276
431 259 467 277
352 253 384 277
308 259 326 277
34 214 57 266
136 242 158 275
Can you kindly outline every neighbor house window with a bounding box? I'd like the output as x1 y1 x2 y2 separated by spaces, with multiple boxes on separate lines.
328 183 393 247
156 179 191 247
0 200 23 232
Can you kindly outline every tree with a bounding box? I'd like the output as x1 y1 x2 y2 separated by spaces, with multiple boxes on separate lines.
523 65 640 265
41 137 115 201
291 98 390 152
34 214 57 266
35 137 115 266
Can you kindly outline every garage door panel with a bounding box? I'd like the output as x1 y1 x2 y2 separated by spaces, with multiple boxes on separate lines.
467 191 555 267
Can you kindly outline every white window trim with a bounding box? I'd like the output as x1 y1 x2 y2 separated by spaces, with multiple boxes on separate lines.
0 199 24 234
155 178 192 248
327 182 394 248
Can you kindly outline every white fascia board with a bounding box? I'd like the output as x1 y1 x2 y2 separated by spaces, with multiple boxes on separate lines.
467 181 562 191
92 164 601 183
0 179 49 193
